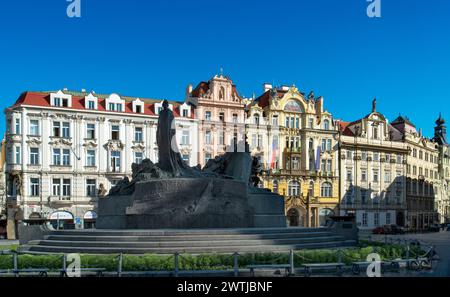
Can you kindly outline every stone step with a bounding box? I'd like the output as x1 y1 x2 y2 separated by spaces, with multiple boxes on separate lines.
44 231 334 242
47 227 325 237
22 240 357 255
35 236 344 248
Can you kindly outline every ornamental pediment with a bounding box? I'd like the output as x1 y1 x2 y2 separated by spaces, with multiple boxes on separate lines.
26 137 42 145
104 140 124 151
83 141 98 149
49 138 73 147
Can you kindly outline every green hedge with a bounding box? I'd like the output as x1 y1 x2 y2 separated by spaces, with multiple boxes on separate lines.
0 243 426 272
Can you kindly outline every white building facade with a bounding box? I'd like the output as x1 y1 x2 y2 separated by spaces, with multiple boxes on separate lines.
4 90 198 229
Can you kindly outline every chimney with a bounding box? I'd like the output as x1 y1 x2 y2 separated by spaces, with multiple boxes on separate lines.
81 88 86 93
263 83 272 93
281 85 289 91
63 87 68 92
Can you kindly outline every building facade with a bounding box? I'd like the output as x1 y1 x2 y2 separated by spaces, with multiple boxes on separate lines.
4 90 198 232
186 75 246 167
433 114 450 223
246 85 339 227
390 116 440 230
338 101 408 230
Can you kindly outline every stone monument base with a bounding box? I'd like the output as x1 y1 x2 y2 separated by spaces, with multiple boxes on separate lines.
97 178 286 229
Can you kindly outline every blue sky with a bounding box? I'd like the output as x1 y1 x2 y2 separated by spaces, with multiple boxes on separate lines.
0 0 449 137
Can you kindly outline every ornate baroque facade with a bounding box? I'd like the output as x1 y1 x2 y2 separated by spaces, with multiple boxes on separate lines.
245 84 339 227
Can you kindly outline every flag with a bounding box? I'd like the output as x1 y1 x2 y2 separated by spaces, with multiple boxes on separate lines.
270 136 279 170
315 146 321 171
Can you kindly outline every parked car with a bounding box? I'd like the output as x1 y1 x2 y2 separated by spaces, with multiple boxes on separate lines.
388 224 405 234
372 226 386 234
428 224 441 232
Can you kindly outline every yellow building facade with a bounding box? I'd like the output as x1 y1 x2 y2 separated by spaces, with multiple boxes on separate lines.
245 85 339 227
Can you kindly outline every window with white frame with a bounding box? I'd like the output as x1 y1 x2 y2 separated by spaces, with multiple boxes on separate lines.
106 94 125 112
373 169 379 182
86 150 96 166
29 120 40 136
132 99 144 113
30 148 40 165
15 118 20 134
52 178 61 196
51 91 72 107
62 149 70 166
85 93 98 110
323 119 330 130
205 111 212 121
111 151 121 172
134 127 143 142
321 182 332 197
361 169 367 182
62 179 71 197
181 130 190 145
30 178 40 196
205 130 212 144
134 152 143 164
86 179 97 197
374 212 380 226
111 125 120 140
288 181 300 196
386 213 391 225
15 146 21 164
362 213 368 227
86 124 95 139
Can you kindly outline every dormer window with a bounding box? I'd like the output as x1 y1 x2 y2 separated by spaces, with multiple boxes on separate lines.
105 93 125 112
50 90 72 108
84 93 98 110
132 99 145 114
179 103 191 118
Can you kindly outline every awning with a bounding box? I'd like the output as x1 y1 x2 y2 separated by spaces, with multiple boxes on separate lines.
48 211 74 220
83 211 98 220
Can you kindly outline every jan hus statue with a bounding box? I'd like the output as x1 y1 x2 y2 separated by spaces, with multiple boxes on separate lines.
156 100 184 177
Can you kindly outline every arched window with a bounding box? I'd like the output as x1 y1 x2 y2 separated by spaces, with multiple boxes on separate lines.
272 180 279 194
321 182 332 197
254 114 260 125
288 180 300 196
373 126 378 139
323 119 330 130
309 139 314 150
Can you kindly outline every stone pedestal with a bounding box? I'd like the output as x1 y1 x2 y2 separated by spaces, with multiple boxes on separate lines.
97 178 286 229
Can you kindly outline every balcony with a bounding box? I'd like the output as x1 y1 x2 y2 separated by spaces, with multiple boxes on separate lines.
49 196 73 207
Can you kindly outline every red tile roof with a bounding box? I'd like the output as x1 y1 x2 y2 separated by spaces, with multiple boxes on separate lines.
10 91 195 119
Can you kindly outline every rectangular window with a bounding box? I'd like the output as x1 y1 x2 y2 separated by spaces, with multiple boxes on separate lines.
181 131 190 145
15 146 21 164
30 120 40 136
346 150 353 159
182 109 188 117
111 151 121 172
62 179 71 197
15 118 20 134
135 127 143 142
134 152 143 164
219 132 224 146
326 139 332 152
374 213 380 227
295 118 299 129
373 170 379 182
272 116 278 126
290 118 295 129
62 122 70 138
309 118 314 128
182 154 190 163
53 149 61 165
347 169 353 182
361 151 367 161
86 150 96 166
285 117 290 128
232 114 238 123
321 139 326 152
373 153 379 162
112 125 120 140
52 178 61 196
86 179 97 197
53 122 61 137
397 155 402 164
30 178 40 196
62 149 70 166
362 213 368 227
117 104 122 112
136 105 142 114
205 111 212 121
361 169 367 182
327 160 332 173
62 98 69 107
109 103 115 111
384 171 391 183
87 124 95 139
54 97 61 107
30 148 40 165
257 135 263 148
88 100 95 110
385 154 390 163
205 131 212 144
